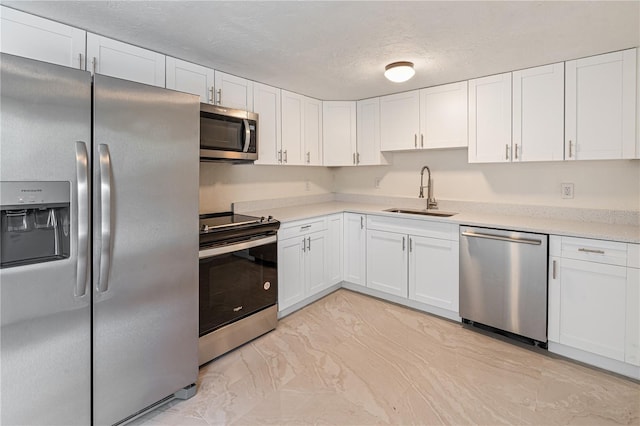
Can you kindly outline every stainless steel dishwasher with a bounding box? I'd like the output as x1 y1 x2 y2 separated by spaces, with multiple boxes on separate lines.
459 226 548 346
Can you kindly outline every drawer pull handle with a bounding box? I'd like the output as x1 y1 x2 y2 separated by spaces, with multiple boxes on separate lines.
578 248 605 255
300 225 312 230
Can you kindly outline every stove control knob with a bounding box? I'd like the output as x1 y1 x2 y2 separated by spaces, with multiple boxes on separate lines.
260 216 266 222
267 215 273 221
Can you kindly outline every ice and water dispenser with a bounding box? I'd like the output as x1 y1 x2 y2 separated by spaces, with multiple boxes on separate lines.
1 181 71 268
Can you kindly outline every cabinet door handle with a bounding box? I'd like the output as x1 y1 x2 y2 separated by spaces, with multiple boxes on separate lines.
505 144 509 160
307 236 311 251
216 88 222 105
360 216 364 229
420 134 424 148
92 57 97 75
515 144 519 160
209 87 214 104
353 153 356 165
356 152 360 164
414 134 417 148
79 53 83 70
409 238 413 252
578 248 605 255
306 152 310 164
283 150 288 163
568 140 573 158
402 236 406 251
278 150 282 163
552 260 557 279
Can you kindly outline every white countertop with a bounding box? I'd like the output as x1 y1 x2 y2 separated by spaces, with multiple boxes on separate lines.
244 201 640 244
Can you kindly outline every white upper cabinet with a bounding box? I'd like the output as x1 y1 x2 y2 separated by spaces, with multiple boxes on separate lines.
419 81 468 149
357 98 389 166
253 82 282 165
86 33 165 87
165 57 214 103
323 101 357 166
380 90 420 151
468 72 512 163
281 90 305 165
1 6 86 70
512 62 565 162
565 49 637 160
304 97 323 166
213 71 253 111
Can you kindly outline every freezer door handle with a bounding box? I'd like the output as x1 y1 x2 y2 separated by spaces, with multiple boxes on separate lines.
75 141 90 297
97 144 113 293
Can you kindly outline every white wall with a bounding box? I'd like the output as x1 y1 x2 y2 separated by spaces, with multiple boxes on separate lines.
334 150 640 210
199 163 334 213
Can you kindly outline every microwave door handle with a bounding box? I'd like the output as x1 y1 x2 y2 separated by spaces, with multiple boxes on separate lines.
243 119 251 152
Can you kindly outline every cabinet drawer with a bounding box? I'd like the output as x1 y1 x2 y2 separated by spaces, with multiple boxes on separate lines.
367 214 456 241
279 217 327 240
561 237 627 266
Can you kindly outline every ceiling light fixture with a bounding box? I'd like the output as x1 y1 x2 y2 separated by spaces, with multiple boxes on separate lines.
384 61 415 83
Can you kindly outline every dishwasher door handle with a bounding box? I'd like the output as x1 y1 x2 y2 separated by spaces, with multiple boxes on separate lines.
461 231 542 245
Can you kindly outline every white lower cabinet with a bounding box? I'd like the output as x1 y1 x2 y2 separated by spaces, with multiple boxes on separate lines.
365 215 459 317
278 216 337 315
343 213 367 286
548 236 640 378
326 214 343 286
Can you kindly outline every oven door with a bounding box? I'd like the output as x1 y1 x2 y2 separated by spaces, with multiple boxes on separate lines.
198 235 277 337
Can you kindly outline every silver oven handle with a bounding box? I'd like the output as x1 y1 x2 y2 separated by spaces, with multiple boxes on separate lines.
75 141 90 297
199 235 277 259
243 119 251 152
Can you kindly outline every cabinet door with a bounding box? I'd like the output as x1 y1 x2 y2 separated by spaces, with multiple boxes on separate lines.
165 57 214 103
556 258 627 361
565 49 637 160
326 214 343 286
468 72 512 163
366 230 408 297
306 231 328 295
323 101 357 166
280 90 304 165
86 33 165 87
278 237 306 311
253 82 282 165
357 98 387 166
380 90 420 151
408 236 459 312
627 266 640 366
1 6 86 70
213 71 253 111
512 63 564 162
304 97 323 165
419 81 468 149
343 213 366 286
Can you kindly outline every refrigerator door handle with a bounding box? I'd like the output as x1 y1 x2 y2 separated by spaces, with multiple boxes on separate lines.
97 144 113 293
75 141 90 297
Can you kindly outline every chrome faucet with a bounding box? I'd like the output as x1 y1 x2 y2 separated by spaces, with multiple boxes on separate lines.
419 166 438 210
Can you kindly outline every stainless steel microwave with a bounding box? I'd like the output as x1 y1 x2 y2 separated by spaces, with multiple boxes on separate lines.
200 104 258 162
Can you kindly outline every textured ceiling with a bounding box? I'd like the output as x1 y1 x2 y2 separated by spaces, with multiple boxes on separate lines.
3 1 639 100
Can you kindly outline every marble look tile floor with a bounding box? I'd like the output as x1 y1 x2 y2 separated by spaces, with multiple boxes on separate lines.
131 289 640 425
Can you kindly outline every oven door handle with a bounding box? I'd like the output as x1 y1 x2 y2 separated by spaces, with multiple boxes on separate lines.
199 235 277 259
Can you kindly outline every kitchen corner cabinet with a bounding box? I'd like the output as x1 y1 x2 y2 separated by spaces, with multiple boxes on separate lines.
565 48 637 160
278 217 329 312
253 82 282 165
323 101 357 166
1 6 86 70
419 81 468 149
213 70 253 111
343 213 367 286
86 33 165 87
380 90 420 151
468 72 512 163
280 90 323 166
165 57 215 103
548 236 639 375
356 98 389 166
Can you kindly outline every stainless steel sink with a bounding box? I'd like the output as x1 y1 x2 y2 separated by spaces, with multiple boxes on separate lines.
384 208 457 217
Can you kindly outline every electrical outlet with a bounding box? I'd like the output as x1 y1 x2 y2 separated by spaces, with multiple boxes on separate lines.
374 177 381 189
561 183 574 199
305 180 310 191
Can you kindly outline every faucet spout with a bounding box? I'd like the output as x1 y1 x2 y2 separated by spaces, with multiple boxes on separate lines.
419 165 438 209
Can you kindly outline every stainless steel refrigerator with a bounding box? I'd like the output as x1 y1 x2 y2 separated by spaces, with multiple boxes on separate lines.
0 53 199 425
